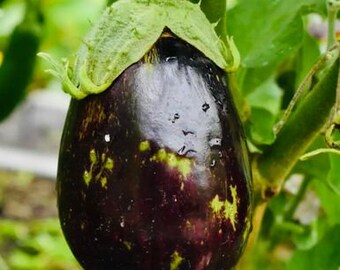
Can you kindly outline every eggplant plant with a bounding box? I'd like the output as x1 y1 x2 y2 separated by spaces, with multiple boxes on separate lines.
38 0 340 269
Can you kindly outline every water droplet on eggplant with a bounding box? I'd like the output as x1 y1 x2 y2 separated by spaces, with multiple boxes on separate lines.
215 99 223 108
178 145 186 155
120 217 125 228
209 138 222 148
202 102 210 112
104 134 111 142
182 130 194 136
165 56 176 62
171 113 180 123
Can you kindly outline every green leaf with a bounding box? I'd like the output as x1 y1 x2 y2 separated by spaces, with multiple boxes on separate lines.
188 0 227 24
227 0 322 68
245 78 282 145
295 31 321 87
247 107 276 145
199 0 228 40
312 179 340 225
199 0 226 23
238 63 278 96
327 155 340 193
267 192 288 215
246 77 283 115
287 224 340 270
292 221 318 250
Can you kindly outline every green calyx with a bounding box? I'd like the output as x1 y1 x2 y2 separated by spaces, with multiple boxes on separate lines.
39 0 239 99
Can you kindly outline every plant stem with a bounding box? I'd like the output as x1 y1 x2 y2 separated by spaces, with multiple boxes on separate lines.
236 203 268 270
255 58 339 199
273 48 335 135
300 147 340 160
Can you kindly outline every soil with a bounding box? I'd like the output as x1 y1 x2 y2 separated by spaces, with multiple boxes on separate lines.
0 171 57 220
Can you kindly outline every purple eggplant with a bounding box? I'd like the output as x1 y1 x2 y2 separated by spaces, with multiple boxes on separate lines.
57 32 252 270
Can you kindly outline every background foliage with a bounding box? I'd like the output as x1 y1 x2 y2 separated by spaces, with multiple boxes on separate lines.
227 0 340 269
0 0 339 269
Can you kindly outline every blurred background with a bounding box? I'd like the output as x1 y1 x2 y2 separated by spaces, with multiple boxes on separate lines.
0 0 106 269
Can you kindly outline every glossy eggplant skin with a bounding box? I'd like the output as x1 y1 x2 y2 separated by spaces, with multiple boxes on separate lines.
57 33 252 270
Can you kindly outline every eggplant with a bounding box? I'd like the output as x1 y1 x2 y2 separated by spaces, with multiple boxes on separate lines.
0 1 43 121
57 32 252 270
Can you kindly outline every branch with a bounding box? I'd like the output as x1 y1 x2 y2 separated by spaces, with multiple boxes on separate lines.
254 58 339 200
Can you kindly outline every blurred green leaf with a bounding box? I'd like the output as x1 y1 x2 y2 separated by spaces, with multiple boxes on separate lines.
292 220 318 250
41 0 105 59
327 155 340 193
107 0 118 6
287 224 340 270
268 191 288 216
227 0 323 68
228 0 301 67
0 2 24 38
312 178 340 225
0 219 79 270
